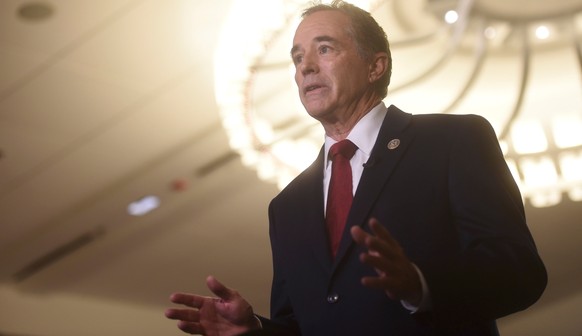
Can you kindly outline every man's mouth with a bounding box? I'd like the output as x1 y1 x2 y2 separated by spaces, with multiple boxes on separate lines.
304 84 323 94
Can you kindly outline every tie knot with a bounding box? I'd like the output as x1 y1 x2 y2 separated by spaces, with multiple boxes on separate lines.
329 140 357 161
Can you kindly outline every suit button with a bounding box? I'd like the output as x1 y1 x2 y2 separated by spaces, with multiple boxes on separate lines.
326 293 339 304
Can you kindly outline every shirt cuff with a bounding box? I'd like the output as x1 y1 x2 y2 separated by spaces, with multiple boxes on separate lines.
401 263 432 313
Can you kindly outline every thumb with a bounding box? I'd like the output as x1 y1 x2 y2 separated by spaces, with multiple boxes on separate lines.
206 275 235 301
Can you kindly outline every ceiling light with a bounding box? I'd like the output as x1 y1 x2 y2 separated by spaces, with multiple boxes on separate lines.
127 195 160 216
445 10 459 24
520 157 561 207
510 120 548 154
552 115 582 148
535 25 550 40
560 152 582 184
484 26 497 39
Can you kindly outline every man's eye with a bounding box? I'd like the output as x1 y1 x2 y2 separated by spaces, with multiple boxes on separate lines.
293 55 303 64
320 46 330 54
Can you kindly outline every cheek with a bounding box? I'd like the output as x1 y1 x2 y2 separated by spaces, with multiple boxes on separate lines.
343 73 368 95
328 67 353 89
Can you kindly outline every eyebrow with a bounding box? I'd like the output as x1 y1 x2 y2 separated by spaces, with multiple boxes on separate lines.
290 35 338 56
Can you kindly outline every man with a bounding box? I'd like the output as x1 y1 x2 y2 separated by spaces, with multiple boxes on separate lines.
165 1 547 335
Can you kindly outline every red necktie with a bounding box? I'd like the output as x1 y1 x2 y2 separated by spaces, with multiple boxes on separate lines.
326 139 357 258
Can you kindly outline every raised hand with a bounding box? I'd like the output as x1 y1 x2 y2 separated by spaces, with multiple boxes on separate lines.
165 276 260 335
350 218 422 305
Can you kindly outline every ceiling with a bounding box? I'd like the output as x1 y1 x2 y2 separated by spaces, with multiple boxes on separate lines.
0 0 581 335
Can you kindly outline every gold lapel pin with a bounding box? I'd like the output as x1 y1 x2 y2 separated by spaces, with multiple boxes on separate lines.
387 139 400 150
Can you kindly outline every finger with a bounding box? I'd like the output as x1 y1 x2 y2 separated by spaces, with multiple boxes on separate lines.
368 218 399 246
360 276 399 300
350 225 371 246
352 225 395 265
177 320 205 335
206 275 236 302
165 308 200 322
359 251 391 271
361 274 391 289
169 292 208 309
351 219 398 249
367 219 405 257
364 235 401 260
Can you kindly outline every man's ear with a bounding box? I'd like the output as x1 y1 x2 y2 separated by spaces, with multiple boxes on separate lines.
368 52 389 83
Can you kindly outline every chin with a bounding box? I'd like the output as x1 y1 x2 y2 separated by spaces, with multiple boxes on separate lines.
302 101 327 117
305 109 333 124
303 104 323 117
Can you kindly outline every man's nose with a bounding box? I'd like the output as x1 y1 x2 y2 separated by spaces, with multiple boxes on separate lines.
299 50 318 76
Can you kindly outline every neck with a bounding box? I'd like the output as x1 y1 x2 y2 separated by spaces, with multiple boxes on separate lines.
322 94 382 141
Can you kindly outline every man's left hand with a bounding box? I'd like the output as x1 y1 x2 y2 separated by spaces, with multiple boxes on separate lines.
350 218 422 306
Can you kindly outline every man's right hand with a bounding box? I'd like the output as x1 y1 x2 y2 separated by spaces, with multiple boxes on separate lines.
165 276 260 336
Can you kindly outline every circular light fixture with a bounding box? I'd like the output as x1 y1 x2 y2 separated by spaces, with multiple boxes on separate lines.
445 10 459 24
215 0 582 207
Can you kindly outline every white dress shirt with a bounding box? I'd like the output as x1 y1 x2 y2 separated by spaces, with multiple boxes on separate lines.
323 102 387 208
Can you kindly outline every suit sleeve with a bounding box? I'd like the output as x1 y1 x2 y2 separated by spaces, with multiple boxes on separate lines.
259 200 301 335
422 115 547 327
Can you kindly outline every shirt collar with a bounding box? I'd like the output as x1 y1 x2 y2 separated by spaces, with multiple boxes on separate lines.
324 101 387 164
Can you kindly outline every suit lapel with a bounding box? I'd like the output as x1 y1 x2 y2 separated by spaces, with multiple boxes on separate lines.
300 146 334 274
333 105 415 268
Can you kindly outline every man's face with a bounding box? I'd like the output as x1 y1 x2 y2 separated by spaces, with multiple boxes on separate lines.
291 10 372 123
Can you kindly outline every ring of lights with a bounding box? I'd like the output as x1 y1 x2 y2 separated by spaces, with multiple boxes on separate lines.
214 0 582 207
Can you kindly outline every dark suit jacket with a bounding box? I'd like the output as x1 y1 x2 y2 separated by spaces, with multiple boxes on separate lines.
262 105 547 336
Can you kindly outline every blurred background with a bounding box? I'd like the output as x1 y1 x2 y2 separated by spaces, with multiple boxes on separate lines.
0 0 581 335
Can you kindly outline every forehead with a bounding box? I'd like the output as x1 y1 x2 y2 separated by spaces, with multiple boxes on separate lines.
293 10 352 45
